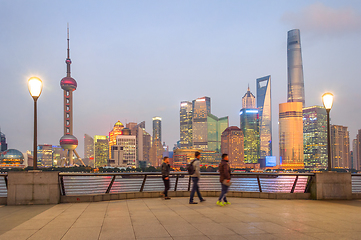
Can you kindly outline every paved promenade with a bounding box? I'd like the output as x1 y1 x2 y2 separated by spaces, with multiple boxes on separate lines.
0 197 360 240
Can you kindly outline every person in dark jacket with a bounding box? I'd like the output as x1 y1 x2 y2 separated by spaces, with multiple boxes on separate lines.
217 153 231 206
161 157 171 200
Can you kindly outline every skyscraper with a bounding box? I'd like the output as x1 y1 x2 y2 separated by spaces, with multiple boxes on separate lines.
116 135 137 167
109 121 124 156
221 126 244 168
180 101 193 148
357 130 361 170
279 102 304 169
192 96 211 150
242 86 256 108
240 108 260 164
0 131 7 151
287 29 305 107
303 106 327 170
59 26 80 166
37 144 53 167
352 139 358 170
256 76 272 158
94 135 109 168
331 125 350 169
207 113 229 152
152 117 162 144
84 134 94 166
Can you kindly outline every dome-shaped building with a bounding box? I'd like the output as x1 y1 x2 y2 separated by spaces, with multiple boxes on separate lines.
109 120 125 156
0 149 24 167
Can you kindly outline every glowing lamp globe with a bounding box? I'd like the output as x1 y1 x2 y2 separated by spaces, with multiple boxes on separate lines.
28 77 43 100
60 135 78 150
322 93 334 111
60 77 77 91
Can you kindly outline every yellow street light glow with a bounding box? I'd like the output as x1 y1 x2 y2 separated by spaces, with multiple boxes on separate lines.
28 77 43 99
322 92 334 110
152 117 162 121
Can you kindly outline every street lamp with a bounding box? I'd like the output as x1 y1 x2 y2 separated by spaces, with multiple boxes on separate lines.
322 92 334 171
28 77 43 170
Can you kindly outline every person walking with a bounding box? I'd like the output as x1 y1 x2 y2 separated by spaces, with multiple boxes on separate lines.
189 151 206 204
161 156 171 200
217 153 231 206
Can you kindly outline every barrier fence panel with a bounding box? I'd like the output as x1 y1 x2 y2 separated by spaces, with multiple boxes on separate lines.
0 175 7 197
352 174 361 193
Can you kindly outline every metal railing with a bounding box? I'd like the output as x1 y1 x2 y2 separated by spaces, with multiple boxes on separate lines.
0 174 7 197
352 174 361 193
59 172 315 196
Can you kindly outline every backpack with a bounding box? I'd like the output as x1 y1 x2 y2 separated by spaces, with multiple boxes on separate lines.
186 159 197 175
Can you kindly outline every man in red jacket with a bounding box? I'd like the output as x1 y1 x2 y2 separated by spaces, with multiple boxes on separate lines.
217 153 231 206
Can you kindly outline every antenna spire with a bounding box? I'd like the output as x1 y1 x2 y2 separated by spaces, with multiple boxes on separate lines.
66 23 72 77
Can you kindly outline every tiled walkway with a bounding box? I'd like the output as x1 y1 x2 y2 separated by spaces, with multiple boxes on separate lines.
0 197 361 240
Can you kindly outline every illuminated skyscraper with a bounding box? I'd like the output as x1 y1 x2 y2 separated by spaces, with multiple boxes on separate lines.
0 131 7 151
279 102 304 169
242 86 256 108
152 117 162 144
256 76 272 158
192 96 211 150
84 134 94 166
207 113 228 152
303 106 327 170
94 135 109 168
331 125 350 169
240 108 260 164
221 126 244 168
352 139 358 170
116 135 137 167
37 144 53 167
287 29 305 107
109 121 124 156
180 101 193 148
59 26 80 166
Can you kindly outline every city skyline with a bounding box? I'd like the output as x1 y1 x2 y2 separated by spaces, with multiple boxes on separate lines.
1 1 361 160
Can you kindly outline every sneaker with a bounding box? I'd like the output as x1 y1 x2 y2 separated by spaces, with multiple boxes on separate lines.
224 201 231 205
165 197 171 200
200 199 206 202
216 201 224 207
189 202 198 204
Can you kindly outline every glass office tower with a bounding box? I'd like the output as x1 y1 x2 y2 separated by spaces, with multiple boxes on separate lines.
303 106 327 170
192 97 211 150
240 109 260 164
331 125 350 169
279 102 304 169
180 101 193 148
207 113 229 152
152 117 162 144
287 29 305 107
0 132 7 152
221 126 244 168
94 135 109 168
256 75 272 158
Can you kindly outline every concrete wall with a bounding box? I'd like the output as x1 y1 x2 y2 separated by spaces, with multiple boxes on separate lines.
310 172 352 200
7 171 60 205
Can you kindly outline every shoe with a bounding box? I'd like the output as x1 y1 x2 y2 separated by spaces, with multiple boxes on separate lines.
165 197 171 200
160 193 165 197
224 201 231 205
200 199 206 202
189 202 198 204
216 201 224 207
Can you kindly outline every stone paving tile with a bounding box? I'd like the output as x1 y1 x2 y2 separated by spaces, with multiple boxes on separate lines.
208 234 247 240
132 223 170 239
172 236 210 240
61 226 102 240
305 232 361 240
72 217 104 228
220 222 266 235
241 233 279 240
192 222 237 236
162 223 204 237
0 229 37 240
273 232 319 240
99 228 135 240
27 227 69 240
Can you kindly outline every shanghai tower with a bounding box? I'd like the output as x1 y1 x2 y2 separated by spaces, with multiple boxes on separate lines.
287 29 305 107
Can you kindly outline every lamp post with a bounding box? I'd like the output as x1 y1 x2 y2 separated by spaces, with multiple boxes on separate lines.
28 77 43 170
322 92 334 171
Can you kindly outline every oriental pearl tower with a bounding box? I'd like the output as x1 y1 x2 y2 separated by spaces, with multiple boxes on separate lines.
59 26 82 166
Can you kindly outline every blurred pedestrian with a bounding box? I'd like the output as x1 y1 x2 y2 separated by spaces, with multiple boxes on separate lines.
161 156 171 200
217 153 231 206
189 151 206 204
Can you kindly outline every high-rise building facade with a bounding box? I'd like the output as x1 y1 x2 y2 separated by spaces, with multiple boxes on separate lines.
0 132 7 151
303 106 327 170
207 113 229 152
242 86 256 108
256 76 272 158
109 121 124 156
221 126 244 168
192 96 211 150
180 101 193 148
84 134 94 158
240 108 259 164
357 130 361 170
37 144 53 167
352 139 358 170
116 135 137 167
287 29 305 107
279 102 304 169
52 145 66 166
331 125 350 169
149 138 163 167
152 117 162 144
94 135 109 168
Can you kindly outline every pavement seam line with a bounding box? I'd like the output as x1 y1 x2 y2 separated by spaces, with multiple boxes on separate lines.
97 201 109 240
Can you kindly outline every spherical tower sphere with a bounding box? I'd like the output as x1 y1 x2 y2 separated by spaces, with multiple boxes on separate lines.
60 135 78 150
114 120 124 128
122 128 131 135
60 77 77 91
0 149 24 165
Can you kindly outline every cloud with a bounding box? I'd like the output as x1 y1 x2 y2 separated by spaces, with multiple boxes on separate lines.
282 2 361 36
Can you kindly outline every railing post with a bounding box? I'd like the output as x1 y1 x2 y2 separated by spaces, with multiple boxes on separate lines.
106 175 116 194
304 175 313 193
4 175 8 190
59 175 66 196
290 175 299 193
140 175 147 192
257 175 262 193
187 176 191 191
174 174 179 191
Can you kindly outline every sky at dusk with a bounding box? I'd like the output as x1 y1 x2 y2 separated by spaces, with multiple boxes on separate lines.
1 0 361 159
